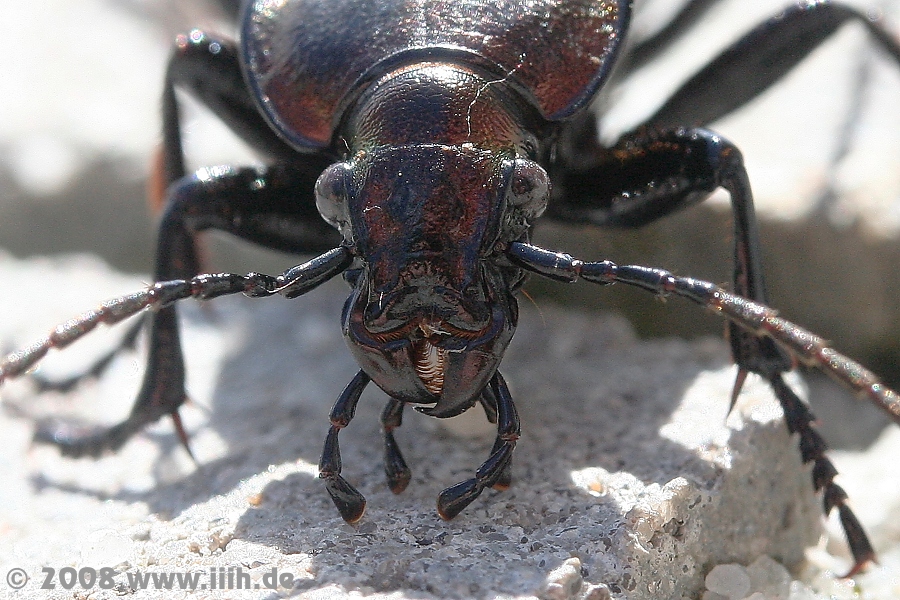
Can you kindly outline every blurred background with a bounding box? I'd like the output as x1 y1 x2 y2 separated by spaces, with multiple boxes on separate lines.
0 0 898 445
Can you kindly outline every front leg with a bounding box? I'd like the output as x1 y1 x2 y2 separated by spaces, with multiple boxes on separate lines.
380 397 412 494
319 371 371 524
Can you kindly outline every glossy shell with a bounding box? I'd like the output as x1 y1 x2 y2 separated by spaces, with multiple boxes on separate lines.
242 0 629 149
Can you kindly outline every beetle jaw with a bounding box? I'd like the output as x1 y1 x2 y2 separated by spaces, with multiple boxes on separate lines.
342 283 516 418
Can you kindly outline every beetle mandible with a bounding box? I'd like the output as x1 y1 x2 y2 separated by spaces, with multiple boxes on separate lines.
2 0 900 577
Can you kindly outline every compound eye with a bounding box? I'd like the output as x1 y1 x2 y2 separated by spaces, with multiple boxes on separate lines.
315 162 354 234
506 158 549 220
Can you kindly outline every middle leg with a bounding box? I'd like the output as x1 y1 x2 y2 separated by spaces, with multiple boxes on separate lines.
33 164 340 458
551 126 792 391
547 126 875 567
507 240 900 572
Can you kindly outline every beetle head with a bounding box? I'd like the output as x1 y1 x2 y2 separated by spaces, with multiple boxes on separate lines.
315 62 549 417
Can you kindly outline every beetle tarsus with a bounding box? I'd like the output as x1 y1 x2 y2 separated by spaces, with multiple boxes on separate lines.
3 252 353 460
437 478 481 520
318 371 370 522
767 373 876 576
436 373 519 518
380 398 412 494
322 474 367 524
837 504 877 578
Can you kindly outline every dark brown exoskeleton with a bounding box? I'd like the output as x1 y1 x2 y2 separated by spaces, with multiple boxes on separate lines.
2 0 900 575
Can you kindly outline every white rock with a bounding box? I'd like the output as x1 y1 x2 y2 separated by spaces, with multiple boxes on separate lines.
705 564 752 599
746 555 792 600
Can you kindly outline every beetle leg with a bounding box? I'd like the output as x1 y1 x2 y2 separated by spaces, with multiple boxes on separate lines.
154 28 330 212
161 30 314 184
478 386 498 424
479 383 513 490
21 163 339 439
437 372 520 520
615 0 722 76
381 398 412 494
25 27 340 397
7 27 346 464
553 127 791 398
1 243 352 458
768 374 874 577
319 370 371 524
1 248 352 382
556 2 900 390
507 241 900 572
47 165 337 457
643 1 900 131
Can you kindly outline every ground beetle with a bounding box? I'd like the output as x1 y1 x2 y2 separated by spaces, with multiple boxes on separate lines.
2 0 900 577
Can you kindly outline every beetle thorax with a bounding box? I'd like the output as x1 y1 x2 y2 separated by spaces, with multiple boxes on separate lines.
345 62 535 152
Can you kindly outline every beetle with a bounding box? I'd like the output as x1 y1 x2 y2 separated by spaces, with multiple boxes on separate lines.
1 0 899 577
